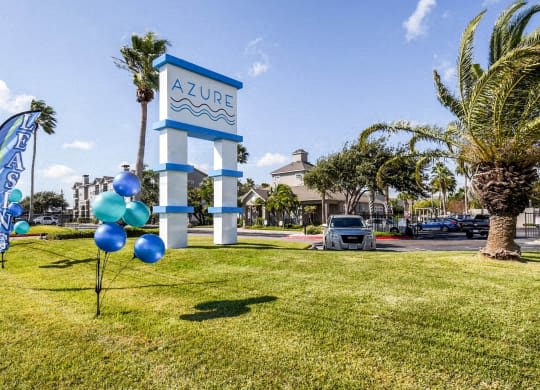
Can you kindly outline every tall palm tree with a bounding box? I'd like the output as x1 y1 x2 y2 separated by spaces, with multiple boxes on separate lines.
360 1 540 260
429 162 456 215
113 32 170 181
29 99 57 221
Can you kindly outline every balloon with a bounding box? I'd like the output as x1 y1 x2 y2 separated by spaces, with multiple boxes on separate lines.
94 223 127 252
122 201 150 227
113 172 141 197
92 191 126 222
14 220 30 234
134 234 165 263
8 203 24 217
8 189 23 203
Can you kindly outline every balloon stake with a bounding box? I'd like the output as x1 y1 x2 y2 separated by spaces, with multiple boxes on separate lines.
95 250 111 317
1 252 4 269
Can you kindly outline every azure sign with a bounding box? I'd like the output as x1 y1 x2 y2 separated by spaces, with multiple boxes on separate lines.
153 54 243 248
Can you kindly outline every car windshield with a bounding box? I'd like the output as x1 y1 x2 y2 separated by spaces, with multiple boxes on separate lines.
332 217 365 228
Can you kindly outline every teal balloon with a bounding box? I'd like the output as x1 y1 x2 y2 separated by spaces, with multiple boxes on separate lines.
122 201 150 227
8 189 23 203
14 220 30 234
92 191 126 222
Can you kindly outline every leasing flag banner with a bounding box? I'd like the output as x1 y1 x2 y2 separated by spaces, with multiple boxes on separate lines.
0 110 40 252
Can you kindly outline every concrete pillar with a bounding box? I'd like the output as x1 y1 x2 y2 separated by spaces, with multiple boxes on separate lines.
210 139 242 244
153 129 193 248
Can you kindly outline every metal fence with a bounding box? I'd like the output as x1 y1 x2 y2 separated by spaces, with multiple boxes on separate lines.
523 212 540 239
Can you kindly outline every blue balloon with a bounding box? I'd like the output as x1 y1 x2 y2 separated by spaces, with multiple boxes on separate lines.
134 234 165 263
14 220 30 234
123 201 150 227
94 223 127 252
8 203 24 217
113 172 141 197
92 191 126 222
8 189 23 203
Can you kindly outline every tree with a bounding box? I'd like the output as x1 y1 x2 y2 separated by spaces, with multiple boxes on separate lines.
265 184 299 227
188 177 213 225
361 1 540 259
237 143 249 164
140 168 159 207
21 191 67 215
113 32 170 182
429 162 456 215
304 157 334 223
29 100 57 222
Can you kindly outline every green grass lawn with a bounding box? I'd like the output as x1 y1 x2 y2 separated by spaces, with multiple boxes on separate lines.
1 237 539 389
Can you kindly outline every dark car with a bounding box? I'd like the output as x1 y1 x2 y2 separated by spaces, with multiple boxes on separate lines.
417 218 460 232
461 214 490 238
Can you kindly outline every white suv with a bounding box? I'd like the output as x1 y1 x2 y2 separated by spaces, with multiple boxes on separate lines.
33 216 58 225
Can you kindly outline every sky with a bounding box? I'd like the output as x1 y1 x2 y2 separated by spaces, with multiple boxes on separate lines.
0 0 527 206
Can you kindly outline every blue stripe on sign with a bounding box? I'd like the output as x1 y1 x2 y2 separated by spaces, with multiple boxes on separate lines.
153 206 194 214
153 54 243 90
208 169 243 178
152 119 243 143
208 207 243 214
154 163 194 172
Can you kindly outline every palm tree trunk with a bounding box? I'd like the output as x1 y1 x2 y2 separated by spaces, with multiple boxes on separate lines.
29 129 37 222
464 175 469 214
321 193 326 223
368 190 375 219
481 215 520 259
135 101 148 180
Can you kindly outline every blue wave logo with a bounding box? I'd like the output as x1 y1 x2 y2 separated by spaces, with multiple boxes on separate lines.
170 97 236 126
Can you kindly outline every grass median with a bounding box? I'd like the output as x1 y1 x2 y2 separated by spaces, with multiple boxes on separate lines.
0 237 538 388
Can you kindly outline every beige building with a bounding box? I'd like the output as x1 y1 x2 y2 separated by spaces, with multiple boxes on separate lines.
242 149 385 225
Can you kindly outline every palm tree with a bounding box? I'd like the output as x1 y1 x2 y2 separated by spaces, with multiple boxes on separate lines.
237 143 249 164
29 99 57 222
360 1 540 259
113 32 170 181
429 162 456 215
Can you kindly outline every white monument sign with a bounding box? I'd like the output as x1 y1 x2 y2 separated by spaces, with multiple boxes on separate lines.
152 54 243 247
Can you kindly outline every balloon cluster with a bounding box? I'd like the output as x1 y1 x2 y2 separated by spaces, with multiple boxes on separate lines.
91 171 165 263
8 189 30 235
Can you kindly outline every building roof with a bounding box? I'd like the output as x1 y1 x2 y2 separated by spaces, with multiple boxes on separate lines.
241 187 269 203
271 161 314 175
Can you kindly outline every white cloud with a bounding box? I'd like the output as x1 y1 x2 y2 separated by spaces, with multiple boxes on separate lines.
62 140 95 150
245 37 270 78
0 80 34 114
256 153 288 167
41 164 79 183
403 0 437 42
249 62 270 77
482 0 501 6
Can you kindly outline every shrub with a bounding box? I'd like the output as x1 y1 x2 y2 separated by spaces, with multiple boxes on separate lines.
306 225 322 235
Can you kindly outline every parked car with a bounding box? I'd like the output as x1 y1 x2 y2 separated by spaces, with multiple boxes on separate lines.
323 215 376 250
417 217 460 232
32 215 58 225
461 214 490 238
365 218 400 233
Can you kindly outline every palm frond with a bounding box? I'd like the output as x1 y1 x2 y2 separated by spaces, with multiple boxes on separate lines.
433 70 464 120
458 10 486 103
489 1 526 65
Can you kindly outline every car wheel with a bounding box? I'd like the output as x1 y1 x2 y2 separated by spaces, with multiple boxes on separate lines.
466 231 473 239
390 227 399 233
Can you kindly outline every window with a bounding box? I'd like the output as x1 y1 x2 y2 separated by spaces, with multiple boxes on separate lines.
296 174 303 183
273 175 280 183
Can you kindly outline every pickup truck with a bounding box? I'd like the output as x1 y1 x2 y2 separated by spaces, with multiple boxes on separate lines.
461 214 490 239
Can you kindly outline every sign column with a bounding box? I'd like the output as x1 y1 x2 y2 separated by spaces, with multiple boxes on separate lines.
209 140 243 244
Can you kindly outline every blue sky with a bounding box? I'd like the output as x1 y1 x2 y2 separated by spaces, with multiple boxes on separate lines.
0 0 522 206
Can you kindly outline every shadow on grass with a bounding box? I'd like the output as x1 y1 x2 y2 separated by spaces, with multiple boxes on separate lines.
39 258 95 268
180 295 277 322
188 242 307 250
30 280 228 292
